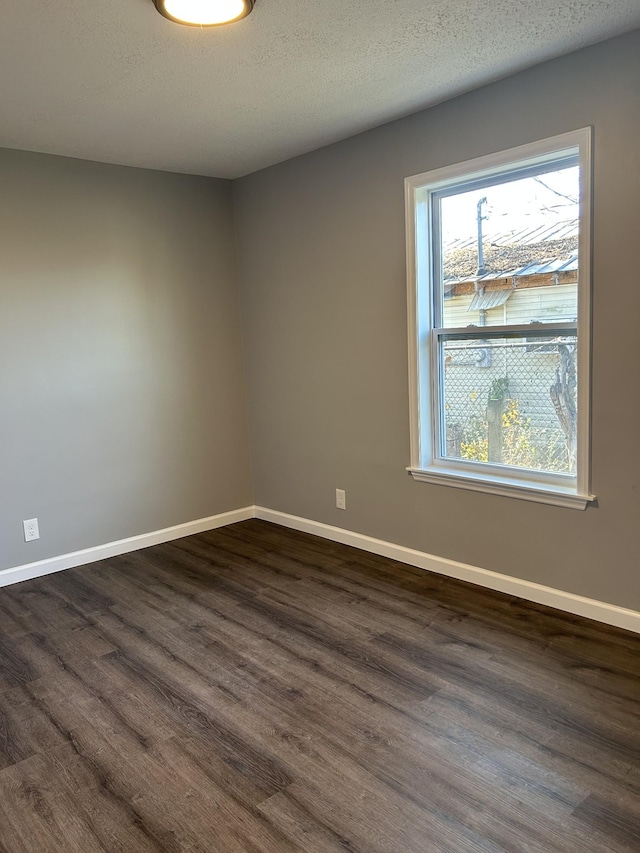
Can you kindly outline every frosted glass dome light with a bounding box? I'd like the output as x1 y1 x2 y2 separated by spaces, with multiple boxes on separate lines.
154 0 254 26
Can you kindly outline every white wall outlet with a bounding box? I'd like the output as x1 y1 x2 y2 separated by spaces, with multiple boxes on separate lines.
336 488 346 510
23 518 40 542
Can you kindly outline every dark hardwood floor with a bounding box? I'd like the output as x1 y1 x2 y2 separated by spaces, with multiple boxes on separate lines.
0 519 639 852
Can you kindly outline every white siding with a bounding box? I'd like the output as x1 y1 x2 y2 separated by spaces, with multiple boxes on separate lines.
443 283 577 328
505 284 577 324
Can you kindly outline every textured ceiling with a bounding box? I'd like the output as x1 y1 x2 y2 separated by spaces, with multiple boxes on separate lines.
1 1 639 178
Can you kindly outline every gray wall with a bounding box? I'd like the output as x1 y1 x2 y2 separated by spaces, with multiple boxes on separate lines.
234 29 640 611
0 150 252 572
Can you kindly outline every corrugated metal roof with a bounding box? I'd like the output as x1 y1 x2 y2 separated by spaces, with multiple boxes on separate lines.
473 252 578 282
443 218 579 251
489 219 579 247
468 289 513 311
442 218 579 283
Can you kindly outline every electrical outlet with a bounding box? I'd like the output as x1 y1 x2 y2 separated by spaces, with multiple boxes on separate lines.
23 518 40 542
336 489 346 510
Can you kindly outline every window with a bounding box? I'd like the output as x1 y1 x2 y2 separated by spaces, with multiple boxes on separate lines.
405 129 594 508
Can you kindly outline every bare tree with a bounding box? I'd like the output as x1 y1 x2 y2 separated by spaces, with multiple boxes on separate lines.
550 344 577 469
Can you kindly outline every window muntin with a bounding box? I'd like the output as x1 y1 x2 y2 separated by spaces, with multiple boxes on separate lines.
406 130 593 507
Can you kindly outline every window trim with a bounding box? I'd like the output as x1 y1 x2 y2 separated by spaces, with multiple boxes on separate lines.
405 129 595 509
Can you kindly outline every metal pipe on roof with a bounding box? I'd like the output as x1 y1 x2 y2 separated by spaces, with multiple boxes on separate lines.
476 197 488 279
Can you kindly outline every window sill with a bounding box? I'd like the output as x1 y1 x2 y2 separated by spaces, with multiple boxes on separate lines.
407 466 595 510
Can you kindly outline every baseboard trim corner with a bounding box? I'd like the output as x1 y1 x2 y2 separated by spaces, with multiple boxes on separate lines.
0 506 255 589
3 503 638 635
254 506 640 635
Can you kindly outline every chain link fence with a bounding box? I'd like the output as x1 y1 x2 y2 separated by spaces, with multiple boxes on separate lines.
442 337 577 475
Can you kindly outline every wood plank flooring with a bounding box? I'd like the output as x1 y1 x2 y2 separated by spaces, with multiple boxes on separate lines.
0 518 639 852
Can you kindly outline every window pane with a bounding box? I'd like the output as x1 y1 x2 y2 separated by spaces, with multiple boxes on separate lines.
440 335 577 476
439 165 579 328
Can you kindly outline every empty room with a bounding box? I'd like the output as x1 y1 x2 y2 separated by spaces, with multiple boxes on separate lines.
1 2 639 851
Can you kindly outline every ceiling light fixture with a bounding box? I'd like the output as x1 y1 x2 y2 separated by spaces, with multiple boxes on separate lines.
153 0 254 27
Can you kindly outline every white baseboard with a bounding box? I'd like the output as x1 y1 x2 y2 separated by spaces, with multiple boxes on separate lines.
3 503 638 635
255 506 640 635
0 506 255 589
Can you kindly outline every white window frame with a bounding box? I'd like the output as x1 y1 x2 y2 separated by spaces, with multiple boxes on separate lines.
405 128 595 509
